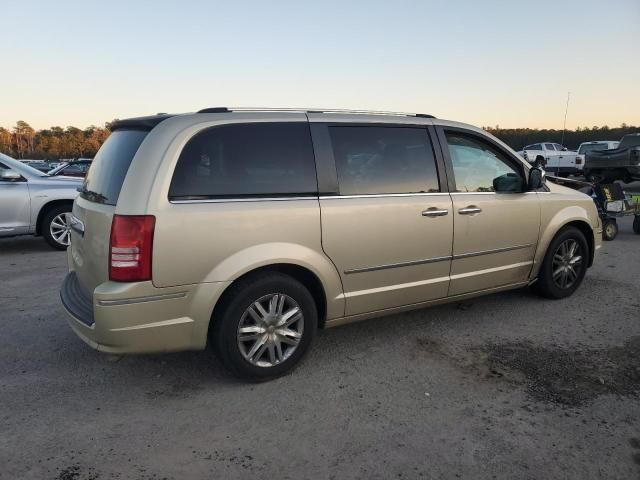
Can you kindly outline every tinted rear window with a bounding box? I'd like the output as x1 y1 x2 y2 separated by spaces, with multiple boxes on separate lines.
169 123 317 199
329 126 439 195
80 130 148 205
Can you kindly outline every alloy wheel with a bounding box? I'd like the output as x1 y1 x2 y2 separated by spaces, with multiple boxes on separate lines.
50 213 71 247
237 293 304 368
551 239 583 289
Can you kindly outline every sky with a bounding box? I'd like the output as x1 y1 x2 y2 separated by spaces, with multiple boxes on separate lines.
2 0 639 130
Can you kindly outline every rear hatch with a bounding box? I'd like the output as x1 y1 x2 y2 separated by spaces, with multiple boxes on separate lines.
69 129 150 294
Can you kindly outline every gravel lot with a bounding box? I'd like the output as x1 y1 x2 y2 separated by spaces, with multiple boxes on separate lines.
1 217 639 480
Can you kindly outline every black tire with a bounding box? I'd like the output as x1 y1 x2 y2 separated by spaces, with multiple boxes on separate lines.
586 171 602 183
633 216 640 234
211 272 317 381
532 226 589 299
41 204 72 250
602 218 618 241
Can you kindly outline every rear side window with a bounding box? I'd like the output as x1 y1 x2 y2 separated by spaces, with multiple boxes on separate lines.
328 126 439 195
527 144 542 150
81 130 148 205
169 123 317 199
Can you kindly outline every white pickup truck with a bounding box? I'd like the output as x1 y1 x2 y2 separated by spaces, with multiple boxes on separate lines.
518 142 580 177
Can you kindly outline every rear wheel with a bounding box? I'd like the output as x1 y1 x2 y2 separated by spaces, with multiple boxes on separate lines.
632 216 640 234
42 204 72 250
602 218 618 241
211 272 317 381
533 227 589 299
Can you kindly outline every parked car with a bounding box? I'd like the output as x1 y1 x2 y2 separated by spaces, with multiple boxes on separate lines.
575 141 619 172
48 160 92 178
21 160 52 173
60 108 601 381
583 133 640 183
0 153 82 249
519 143 579 177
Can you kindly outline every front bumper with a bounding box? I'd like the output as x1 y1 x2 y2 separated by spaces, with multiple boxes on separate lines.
60 272 230 354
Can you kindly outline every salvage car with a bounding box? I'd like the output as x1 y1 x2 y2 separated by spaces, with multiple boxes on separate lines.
575 141 620 172
48 159 92 178
60 108 602 381
0 153 82 249
583 133 640 183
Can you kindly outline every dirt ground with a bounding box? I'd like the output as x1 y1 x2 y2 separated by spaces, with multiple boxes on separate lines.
1 217 639 479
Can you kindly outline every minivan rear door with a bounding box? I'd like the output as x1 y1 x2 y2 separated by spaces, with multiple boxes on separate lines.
69 128 151 294
309 116 453 316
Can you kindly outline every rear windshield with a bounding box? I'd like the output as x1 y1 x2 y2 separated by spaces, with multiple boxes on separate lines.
80 130 148 205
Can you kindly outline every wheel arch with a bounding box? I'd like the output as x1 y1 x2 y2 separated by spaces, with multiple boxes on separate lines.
208 263 333 338
35 199 74 235
532 214 595 278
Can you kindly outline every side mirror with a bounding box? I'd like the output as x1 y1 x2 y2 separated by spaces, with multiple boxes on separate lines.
528 167 545 190
562 147 568 151
0 170 22 182
493 173 525 193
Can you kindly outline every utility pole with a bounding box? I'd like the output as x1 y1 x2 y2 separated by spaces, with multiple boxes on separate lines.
561 91 570 146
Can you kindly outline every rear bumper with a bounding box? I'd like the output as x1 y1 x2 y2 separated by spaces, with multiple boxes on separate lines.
60 272 230 354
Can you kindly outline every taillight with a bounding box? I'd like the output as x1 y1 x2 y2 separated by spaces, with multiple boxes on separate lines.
576 156 582 165
109 215 155 282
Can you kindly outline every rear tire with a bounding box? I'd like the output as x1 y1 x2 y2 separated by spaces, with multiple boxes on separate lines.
532 227 589 299
632 216 640 234
211 272 317 381
602 218 618 241
41 204 72 250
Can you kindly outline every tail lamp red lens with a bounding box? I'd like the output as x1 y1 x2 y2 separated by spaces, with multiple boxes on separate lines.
109 215 155 282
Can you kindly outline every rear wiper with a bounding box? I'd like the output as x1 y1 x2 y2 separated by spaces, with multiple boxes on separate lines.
77 186 108 204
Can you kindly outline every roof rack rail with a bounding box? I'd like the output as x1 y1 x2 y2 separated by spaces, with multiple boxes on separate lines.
196 107 435 118
197 107 230 113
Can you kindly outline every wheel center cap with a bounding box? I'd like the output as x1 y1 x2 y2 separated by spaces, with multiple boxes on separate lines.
267 325 275 334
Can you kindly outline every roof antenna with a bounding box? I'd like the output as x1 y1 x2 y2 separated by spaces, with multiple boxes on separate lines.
561 92 570 146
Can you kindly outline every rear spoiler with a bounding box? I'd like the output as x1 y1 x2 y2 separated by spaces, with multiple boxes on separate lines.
109 114 175 131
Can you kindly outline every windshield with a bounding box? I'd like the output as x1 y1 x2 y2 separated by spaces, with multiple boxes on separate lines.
578 143 610 154
0 152 48 177
80 129 148 205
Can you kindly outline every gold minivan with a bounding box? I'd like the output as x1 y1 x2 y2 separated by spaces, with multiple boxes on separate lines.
61 108 601 380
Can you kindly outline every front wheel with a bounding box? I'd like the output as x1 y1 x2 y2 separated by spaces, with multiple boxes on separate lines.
211 273 317 381
533 227 589 299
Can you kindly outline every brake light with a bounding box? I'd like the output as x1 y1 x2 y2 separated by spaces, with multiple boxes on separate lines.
109 215 155 282
576 156 582 165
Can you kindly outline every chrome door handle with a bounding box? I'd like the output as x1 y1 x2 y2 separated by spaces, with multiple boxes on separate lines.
458 206 482 215
422 208 449 217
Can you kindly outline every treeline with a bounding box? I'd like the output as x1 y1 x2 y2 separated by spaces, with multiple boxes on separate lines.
1 120 638 160
0 120 112 160
485 124 639 151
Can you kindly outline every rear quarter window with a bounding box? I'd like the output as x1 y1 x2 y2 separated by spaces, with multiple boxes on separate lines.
169 122 317 199
80 130 148 205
